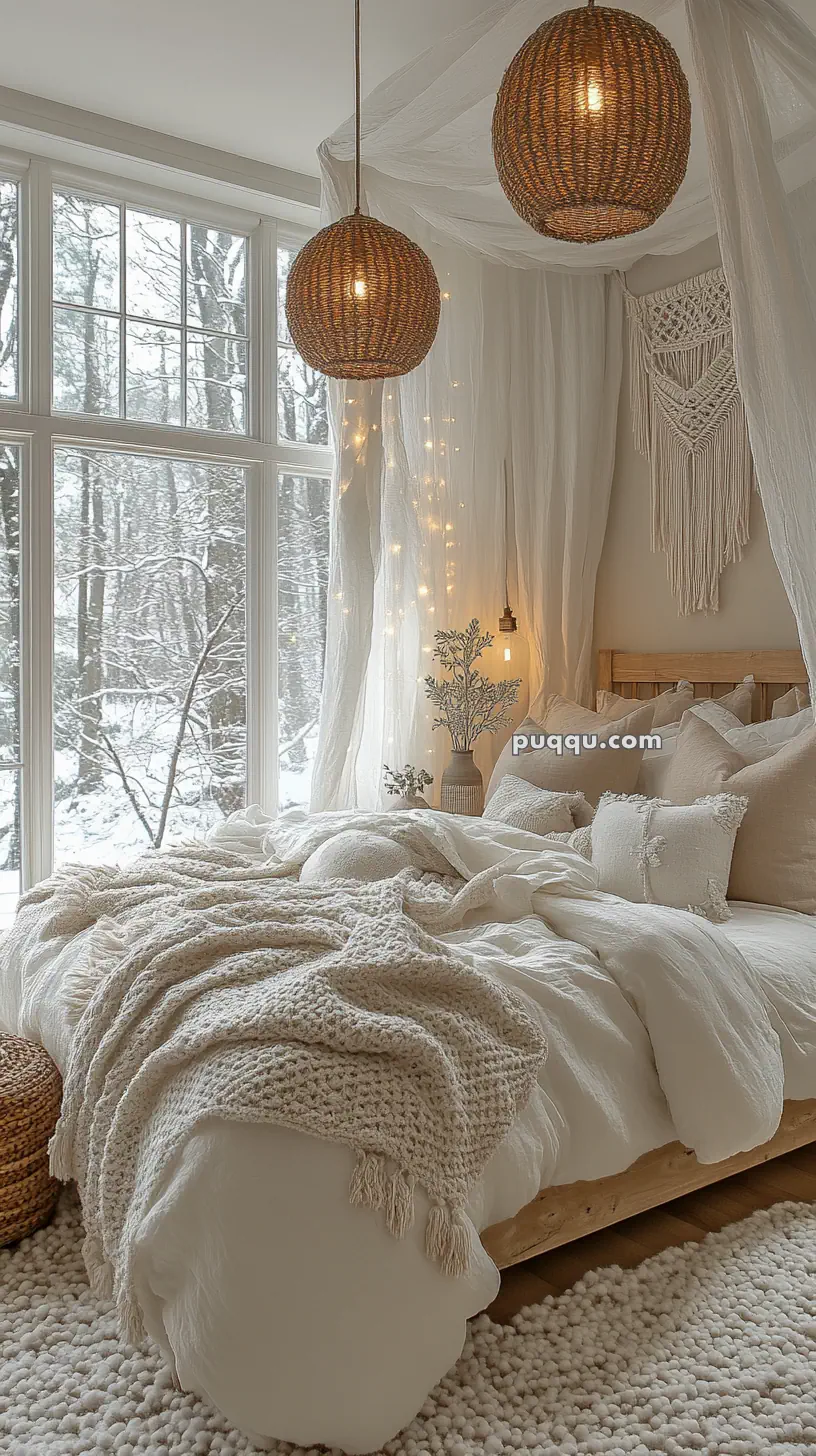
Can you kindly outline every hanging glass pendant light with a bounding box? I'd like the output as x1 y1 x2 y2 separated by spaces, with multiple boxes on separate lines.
492 0 691 244
286 0 441 381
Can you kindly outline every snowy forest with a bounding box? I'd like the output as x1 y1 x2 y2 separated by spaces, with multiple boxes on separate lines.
0 186 332 889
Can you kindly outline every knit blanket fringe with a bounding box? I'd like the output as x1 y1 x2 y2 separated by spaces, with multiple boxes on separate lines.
34 840 547 1343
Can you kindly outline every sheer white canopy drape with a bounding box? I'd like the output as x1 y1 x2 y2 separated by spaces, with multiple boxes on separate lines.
311 0 816 810
686 0 816 701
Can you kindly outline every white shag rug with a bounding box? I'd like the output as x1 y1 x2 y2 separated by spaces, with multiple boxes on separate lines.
2 1192 816 1456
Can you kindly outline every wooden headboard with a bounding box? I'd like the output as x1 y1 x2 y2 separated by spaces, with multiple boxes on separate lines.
597 649 808 723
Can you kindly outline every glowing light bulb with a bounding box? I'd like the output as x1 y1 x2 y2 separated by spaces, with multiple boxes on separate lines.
504 646 512 662
418 585 429 597
353 277 368 298
586 73 604 113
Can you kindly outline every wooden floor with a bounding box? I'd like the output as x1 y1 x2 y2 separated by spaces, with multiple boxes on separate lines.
487 1142 816 1323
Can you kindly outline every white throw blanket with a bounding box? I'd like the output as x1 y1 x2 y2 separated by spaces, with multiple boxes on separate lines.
23 842 547 1344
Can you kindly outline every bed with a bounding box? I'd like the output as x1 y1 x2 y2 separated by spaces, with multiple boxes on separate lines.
1 647 814 1455
483 647 816 1270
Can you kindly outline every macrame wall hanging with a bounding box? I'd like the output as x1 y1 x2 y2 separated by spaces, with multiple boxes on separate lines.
625 266 754 615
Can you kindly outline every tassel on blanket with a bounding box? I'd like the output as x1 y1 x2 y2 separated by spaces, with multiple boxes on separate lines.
81 1231 115 1300
425 1200 472 1278
48 1121 73 1181
349 1150 388 1211
350 1152 470 1275
385 1167 415 1240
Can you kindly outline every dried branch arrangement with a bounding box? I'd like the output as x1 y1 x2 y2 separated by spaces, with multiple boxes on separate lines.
383 764 434 798
424 619 520 752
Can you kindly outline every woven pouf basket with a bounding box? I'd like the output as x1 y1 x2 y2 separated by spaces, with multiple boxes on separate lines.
0 1034 62 1246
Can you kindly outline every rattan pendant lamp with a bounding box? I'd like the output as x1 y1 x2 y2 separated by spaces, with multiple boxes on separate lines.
286 0 441 381
492 0 691 244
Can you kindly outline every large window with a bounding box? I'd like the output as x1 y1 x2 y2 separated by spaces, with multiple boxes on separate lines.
276 244 329 446
277 471 330 811
52 192 249 433
0 157 333 916
53 449 247 862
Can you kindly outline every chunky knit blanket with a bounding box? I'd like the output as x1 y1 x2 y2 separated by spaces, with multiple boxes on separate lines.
28 843 547 1343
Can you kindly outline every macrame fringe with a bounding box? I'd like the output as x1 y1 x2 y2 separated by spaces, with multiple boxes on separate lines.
650 394 752 615
625 270 754 615
349 1151 469 1276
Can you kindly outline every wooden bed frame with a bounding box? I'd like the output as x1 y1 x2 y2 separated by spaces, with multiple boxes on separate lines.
481 647 812 1271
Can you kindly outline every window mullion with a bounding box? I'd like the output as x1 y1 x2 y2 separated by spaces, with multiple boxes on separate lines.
256 218 276 447
118 201 126 419
28 160 51 417
181 223 188 429
21 428 54 887
245 460 278 815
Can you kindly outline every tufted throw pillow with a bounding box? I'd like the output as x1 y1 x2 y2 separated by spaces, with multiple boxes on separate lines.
590 791 748 922
483 776 589 837
662 713 816 914
300 830 414 884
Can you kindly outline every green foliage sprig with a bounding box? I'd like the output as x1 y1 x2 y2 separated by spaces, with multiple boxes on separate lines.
424 618 520 752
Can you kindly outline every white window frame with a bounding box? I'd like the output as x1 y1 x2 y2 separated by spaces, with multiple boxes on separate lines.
0 148 333 892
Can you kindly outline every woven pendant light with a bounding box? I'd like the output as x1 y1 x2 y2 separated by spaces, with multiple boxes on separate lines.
286 0 440 381
492 0 691 244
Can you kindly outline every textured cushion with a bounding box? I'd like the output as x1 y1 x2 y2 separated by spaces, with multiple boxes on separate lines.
486 698 656 807
662 714 816 914
545 825 594 860
772 685 810 718
300 830 414 884
483 776 587 836
590 790 748 922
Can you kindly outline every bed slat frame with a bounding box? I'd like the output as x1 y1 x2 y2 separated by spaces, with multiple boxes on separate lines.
481 648 812 1271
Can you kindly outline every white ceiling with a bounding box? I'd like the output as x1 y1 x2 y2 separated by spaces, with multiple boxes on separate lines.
0 0 498 180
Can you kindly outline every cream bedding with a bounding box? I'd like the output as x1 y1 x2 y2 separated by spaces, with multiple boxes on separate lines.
2 808 815 1452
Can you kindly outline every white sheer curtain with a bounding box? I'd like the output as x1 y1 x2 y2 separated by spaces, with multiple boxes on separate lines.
312 0 816 811
685 0 816 697
311 209 622 809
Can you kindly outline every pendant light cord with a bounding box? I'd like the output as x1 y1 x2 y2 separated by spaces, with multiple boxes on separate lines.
503 459 511 612
354 0 362 214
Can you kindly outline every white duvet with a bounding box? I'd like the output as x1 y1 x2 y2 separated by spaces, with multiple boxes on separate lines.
3 808 816 1453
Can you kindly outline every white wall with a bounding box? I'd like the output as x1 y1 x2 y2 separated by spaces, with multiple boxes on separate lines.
594 235 800 655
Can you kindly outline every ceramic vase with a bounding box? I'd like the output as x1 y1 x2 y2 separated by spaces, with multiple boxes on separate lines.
388 794 430 811
440 750 484 816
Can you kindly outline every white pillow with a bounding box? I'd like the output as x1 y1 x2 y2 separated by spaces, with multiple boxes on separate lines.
484 776 587 836
635 698 748 797
300 830 414 884
689 699 744 734
771 685 810 718
725 706 813 763
590 791 748 922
